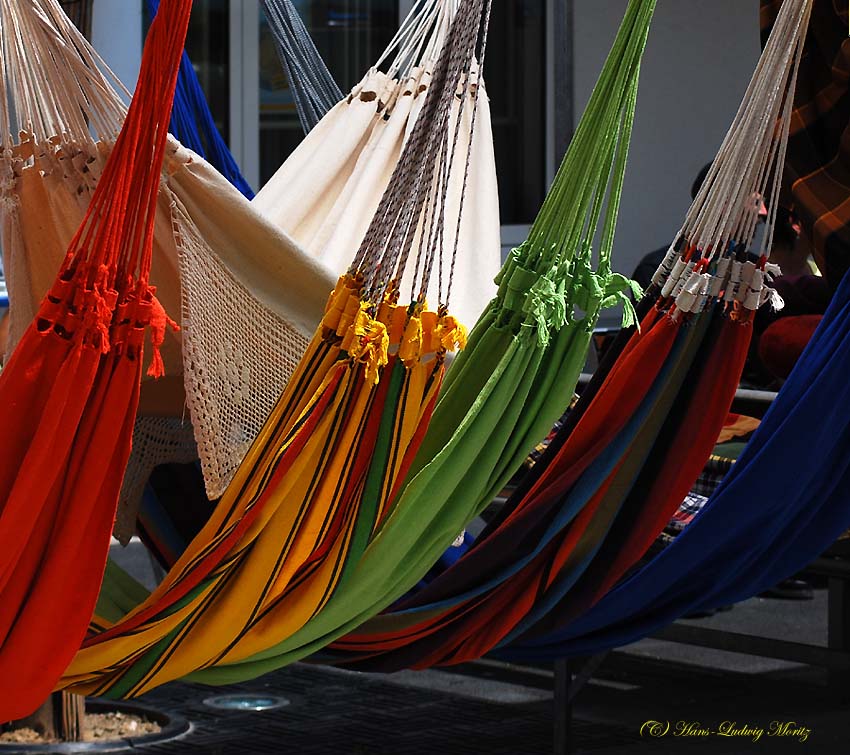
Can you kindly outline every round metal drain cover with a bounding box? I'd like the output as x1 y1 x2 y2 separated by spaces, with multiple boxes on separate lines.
202 694 290 712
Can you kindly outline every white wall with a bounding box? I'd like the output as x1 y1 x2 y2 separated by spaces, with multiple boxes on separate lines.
91 0 143 96
573 0 761 323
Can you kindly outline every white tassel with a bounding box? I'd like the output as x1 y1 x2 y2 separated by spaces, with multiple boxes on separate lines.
652 248 679 287
671 261 696 298
766 286 785 311
661 257 688 297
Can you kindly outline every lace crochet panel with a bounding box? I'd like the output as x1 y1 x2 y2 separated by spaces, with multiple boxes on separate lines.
114 416 198 544
172 199 310 499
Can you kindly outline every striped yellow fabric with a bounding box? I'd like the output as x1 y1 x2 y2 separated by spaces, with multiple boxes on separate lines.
61 276 453 697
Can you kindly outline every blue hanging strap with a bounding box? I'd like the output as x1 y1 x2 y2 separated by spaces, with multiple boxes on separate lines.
147 0 254 198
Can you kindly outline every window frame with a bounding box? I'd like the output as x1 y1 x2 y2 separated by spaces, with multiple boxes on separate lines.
229 0 261 189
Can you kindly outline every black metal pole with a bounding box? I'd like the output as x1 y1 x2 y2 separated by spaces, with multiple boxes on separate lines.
553 658 572 755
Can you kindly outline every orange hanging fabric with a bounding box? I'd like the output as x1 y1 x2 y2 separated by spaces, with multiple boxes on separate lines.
0 0 192 720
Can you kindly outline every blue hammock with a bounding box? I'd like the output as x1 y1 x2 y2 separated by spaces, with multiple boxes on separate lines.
147 0 254 198
498 266 850 661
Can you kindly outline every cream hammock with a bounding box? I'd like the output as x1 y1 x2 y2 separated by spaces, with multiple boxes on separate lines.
253 0 501 333
0 0 335 516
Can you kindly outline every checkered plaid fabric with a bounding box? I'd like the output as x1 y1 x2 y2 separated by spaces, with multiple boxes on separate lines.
644 492 711 557
650 452 740 553
691 454 736 499
761 0 850 290
668 492 711 533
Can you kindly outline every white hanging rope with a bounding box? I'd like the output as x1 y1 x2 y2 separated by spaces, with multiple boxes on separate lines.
656 0 812 315
373 0 459 81
0 0 127 152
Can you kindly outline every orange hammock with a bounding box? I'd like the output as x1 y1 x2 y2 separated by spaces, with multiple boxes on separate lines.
0 0 191 720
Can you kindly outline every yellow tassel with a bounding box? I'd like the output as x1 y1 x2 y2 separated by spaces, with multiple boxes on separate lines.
398 316 423 367
437 314 467 352
347 305 389 385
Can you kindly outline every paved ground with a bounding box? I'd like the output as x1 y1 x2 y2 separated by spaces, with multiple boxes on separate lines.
77 627 849 754
6 543 843 754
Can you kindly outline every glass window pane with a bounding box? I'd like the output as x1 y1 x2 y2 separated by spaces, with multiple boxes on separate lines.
259 1 398 185
486 1 547 225
59 0 93 39
178 0 232 142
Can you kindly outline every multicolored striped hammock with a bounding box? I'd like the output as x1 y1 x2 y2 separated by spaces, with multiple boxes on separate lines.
0 0 191 720
83 0 652 691
60 0 490 698
315 0 813 672
496 0 850 661
503 259 850 660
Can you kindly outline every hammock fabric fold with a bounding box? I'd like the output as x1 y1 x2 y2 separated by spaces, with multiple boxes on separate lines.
0 0 191 720
502 261 850 660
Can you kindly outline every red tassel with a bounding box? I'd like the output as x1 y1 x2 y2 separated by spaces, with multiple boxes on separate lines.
146 294 178 378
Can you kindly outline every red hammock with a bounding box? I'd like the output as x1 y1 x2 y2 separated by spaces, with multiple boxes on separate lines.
0 0 191 720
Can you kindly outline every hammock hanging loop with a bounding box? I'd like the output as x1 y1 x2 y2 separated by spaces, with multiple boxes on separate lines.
522 273 567 347
600 272 644 329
